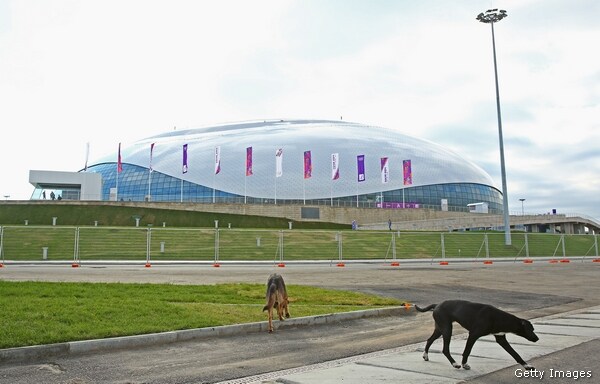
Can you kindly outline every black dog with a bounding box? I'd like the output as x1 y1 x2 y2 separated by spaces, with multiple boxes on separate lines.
415 300 539 370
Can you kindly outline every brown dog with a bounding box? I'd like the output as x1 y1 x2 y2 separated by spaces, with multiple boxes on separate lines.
262 273 290 333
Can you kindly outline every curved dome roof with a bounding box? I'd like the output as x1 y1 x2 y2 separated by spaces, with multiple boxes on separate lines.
91 119 497 200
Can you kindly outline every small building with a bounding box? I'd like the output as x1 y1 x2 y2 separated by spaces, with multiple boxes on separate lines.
29 170 102 201
467 202 489 214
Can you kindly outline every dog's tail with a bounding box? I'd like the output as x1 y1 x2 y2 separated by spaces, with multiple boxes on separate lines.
415 304 437 312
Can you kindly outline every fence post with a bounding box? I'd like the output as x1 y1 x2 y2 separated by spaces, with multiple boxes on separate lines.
213 229 220 266
73 227 80 266
561 234 566 257
0 226 4 266
145 227 152 267
484 233 489 258
278 230 284 262
441 233 446 259
337 231 344 267
392 232 397 260
525 233 530 258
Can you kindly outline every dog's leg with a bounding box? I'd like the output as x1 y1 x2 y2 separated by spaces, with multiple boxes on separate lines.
283 299 290 318
276 302 285 321
461 332 485 370
494 334 534 370
267 307 273 333
441 326 461 369
422 328 442 362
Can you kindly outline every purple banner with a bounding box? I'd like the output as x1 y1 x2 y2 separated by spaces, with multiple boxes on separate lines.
357 155 365 182
331 153 340 180
182 144 188 174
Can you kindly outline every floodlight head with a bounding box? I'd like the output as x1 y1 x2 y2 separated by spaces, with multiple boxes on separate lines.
476 9 508 23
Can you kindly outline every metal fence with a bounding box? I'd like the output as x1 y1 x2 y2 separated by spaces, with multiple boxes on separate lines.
1 226 598 265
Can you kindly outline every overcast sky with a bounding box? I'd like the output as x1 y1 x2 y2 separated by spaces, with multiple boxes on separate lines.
1 0 598 221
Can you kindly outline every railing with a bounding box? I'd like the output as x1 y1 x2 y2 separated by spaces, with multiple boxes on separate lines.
1 226 598 265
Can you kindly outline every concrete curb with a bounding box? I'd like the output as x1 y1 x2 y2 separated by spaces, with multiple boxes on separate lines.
0 305 413 364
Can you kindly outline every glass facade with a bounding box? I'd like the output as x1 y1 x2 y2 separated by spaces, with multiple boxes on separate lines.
88 162 502 213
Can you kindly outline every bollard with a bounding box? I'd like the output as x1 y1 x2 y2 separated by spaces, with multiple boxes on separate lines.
288 221 293 230
42 247 48 260
160 242 165 253
163 222 166 227
24 220 28 226
94 221 98 226
256 237 261 247
52 217 57 226
135 217 140 227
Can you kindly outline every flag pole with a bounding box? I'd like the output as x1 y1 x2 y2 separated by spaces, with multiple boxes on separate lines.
84 142 89 172
181 143 188 203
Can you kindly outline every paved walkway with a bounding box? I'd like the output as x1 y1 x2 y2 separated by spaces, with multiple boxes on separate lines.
218 306 600 384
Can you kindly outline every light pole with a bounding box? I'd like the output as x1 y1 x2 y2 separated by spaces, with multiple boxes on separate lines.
519 198 526 215
477 9 511 245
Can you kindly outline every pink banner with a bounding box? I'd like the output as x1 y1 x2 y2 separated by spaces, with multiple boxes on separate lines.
246 147 253 176
380 157 389 184
117 143 123 173
304 151 312 179
149 143 155 172
403 159 412 185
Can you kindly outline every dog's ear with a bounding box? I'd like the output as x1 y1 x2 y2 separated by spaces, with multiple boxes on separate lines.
521 319 533 330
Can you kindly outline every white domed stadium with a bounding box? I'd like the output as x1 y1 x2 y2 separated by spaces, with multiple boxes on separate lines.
85 119 503 213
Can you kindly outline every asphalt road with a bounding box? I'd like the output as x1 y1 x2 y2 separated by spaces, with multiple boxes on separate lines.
1 260 598 383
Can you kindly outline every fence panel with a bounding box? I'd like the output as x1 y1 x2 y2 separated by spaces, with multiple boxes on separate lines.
217 229 280 262
0 226 76 261
394 232 442 259
149 228 215 261
442 232 488 258
563 234 598 257
279 230 340 261
484 233 522 257
77 227 148 261
340 231 394 260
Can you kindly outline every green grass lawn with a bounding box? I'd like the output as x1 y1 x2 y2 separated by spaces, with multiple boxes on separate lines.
0 281 403 349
